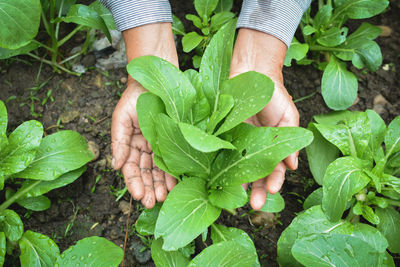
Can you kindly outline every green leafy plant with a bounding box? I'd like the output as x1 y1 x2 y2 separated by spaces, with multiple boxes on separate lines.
277 109 399 266
0 0 115 75
0 100 123 266
285 0 389 110
128 19 313 265
173 0 236 68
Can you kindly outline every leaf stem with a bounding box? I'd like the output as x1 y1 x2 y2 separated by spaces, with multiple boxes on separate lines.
0 181 41 212
310 45 354 53
293 91 317 103
31 40 54 53
26 52 81 76
57 25 84 47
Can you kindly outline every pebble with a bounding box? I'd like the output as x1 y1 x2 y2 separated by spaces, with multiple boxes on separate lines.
373 94 389 115
88 141 100 161
250 211 278 228
118 200 131 215
120 77 127 84
59 110 80 124
131 239 151 264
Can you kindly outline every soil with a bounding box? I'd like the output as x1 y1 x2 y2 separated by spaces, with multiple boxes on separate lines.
0 1 399 266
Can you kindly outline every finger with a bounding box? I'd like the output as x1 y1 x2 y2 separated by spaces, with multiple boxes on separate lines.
277 105 299 170
250 177 268 210
242 183 248 191
122 148 144 200
266 162 286 194
165 173 177 192
111 105 134 170
153 167 167 202
140 152 156 208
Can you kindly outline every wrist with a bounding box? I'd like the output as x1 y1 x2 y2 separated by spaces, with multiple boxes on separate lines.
123 23 178 84
230 28 287 83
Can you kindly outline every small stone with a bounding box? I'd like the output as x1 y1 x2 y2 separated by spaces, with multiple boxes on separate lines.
94 74 102 89
109 227 120 240
378 25 392 37
131 239 151 264
373 94 389 115
120 77 127 84
88 141 100 161
81 54 96 67
382 64 390 71
250 211 278 228
106 154 113 169
59 110 80 124
118 200 131 215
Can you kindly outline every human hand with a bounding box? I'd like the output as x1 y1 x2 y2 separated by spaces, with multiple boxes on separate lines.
230 29 299 210
111 23 178 208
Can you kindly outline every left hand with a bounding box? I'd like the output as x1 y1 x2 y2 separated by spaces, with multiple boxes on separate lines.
230 28 299 210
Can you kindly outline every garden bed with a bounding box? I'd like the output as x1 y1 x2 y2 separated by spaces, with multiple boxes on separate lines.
0 1 399 266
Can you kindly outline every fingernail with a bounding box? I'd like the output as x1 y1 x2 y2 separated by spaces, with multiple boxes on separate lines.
111 158 116 169
294 157 298 169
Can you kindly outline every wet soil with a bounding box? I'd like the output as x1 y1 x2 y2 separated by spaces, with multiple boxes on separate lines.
0 1 399 266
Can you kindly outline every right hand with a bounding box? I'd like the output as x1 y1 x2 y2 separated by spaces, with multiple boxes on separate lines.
111 80 176 208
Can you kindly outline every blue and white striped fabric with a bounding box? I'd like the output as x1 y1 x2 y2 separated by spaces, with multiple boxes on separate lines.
99 0 311 47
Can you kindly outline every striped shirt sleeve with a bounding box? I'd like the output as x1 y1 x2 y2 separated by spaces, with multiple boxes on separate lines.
237 0 311 47
99 0 172 32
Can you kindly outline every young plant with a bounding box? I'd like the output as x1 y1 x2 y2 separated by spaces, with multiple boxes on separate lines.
284 0 389 110
0 100 123 266
277 109 400 266
172 0 236 68
128 19 313 265
0 0 115 75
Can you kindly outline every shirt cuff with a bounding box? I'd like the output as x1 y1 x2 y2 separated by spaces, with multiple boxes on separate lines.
237 0 311 47
99 0 173 32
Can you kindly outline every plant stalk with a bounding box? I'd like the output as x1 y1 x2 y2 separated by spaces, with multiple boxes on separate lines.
0 181 41 212
310 45 353 53
27 52 81 76
58 25 84 47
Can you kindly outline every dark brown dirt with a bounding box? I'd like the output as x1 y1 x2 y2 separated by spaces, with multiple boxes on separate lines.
0 1 399 266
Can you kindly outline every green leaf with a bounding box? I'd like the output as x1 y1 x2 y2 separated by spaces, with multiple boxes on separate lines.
335 0 389 20
200 19 236 111
193 55 202 69
194 0 219 20
155 178 221 250
186 14 203 29
314 112 370 158
207 94 234 133
15 131 93 181
151 238 190 267
0 120 43 177
156 114 211 176
277 205 352 267
128 56 196 122
182 32 204 53
210 127 313 187
55 236 123 266
19 231 59 267
19 167 86 198
215 71 274 135
302 25 316 35
172 14 185 35
0 209 23 242
17 195 51 211
184 69 210 123
322 157 371 221
55 0 76 16
306 123 340 185
317 27 348 47
136 203 161 236
210 224 258 265
313 5 333 29
385 116 400 158
0 0 41 49
292 233 384 267
348 22 382 41
179 122 235 153
89 1 116 30
321 56 358 110
137 93 165 156
0 101 7 152
61 4 112 42
313 110 352 125
366 109 386 152
351 223 388 253
260 192 285 213
210 11 235 32
376 206 400 253
0 42 39 59
303 187 323 210
208 184 247 210
284 38 309 67
361 204 380 224
0 232 5 266
189 241 259 267
215 0 233 12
